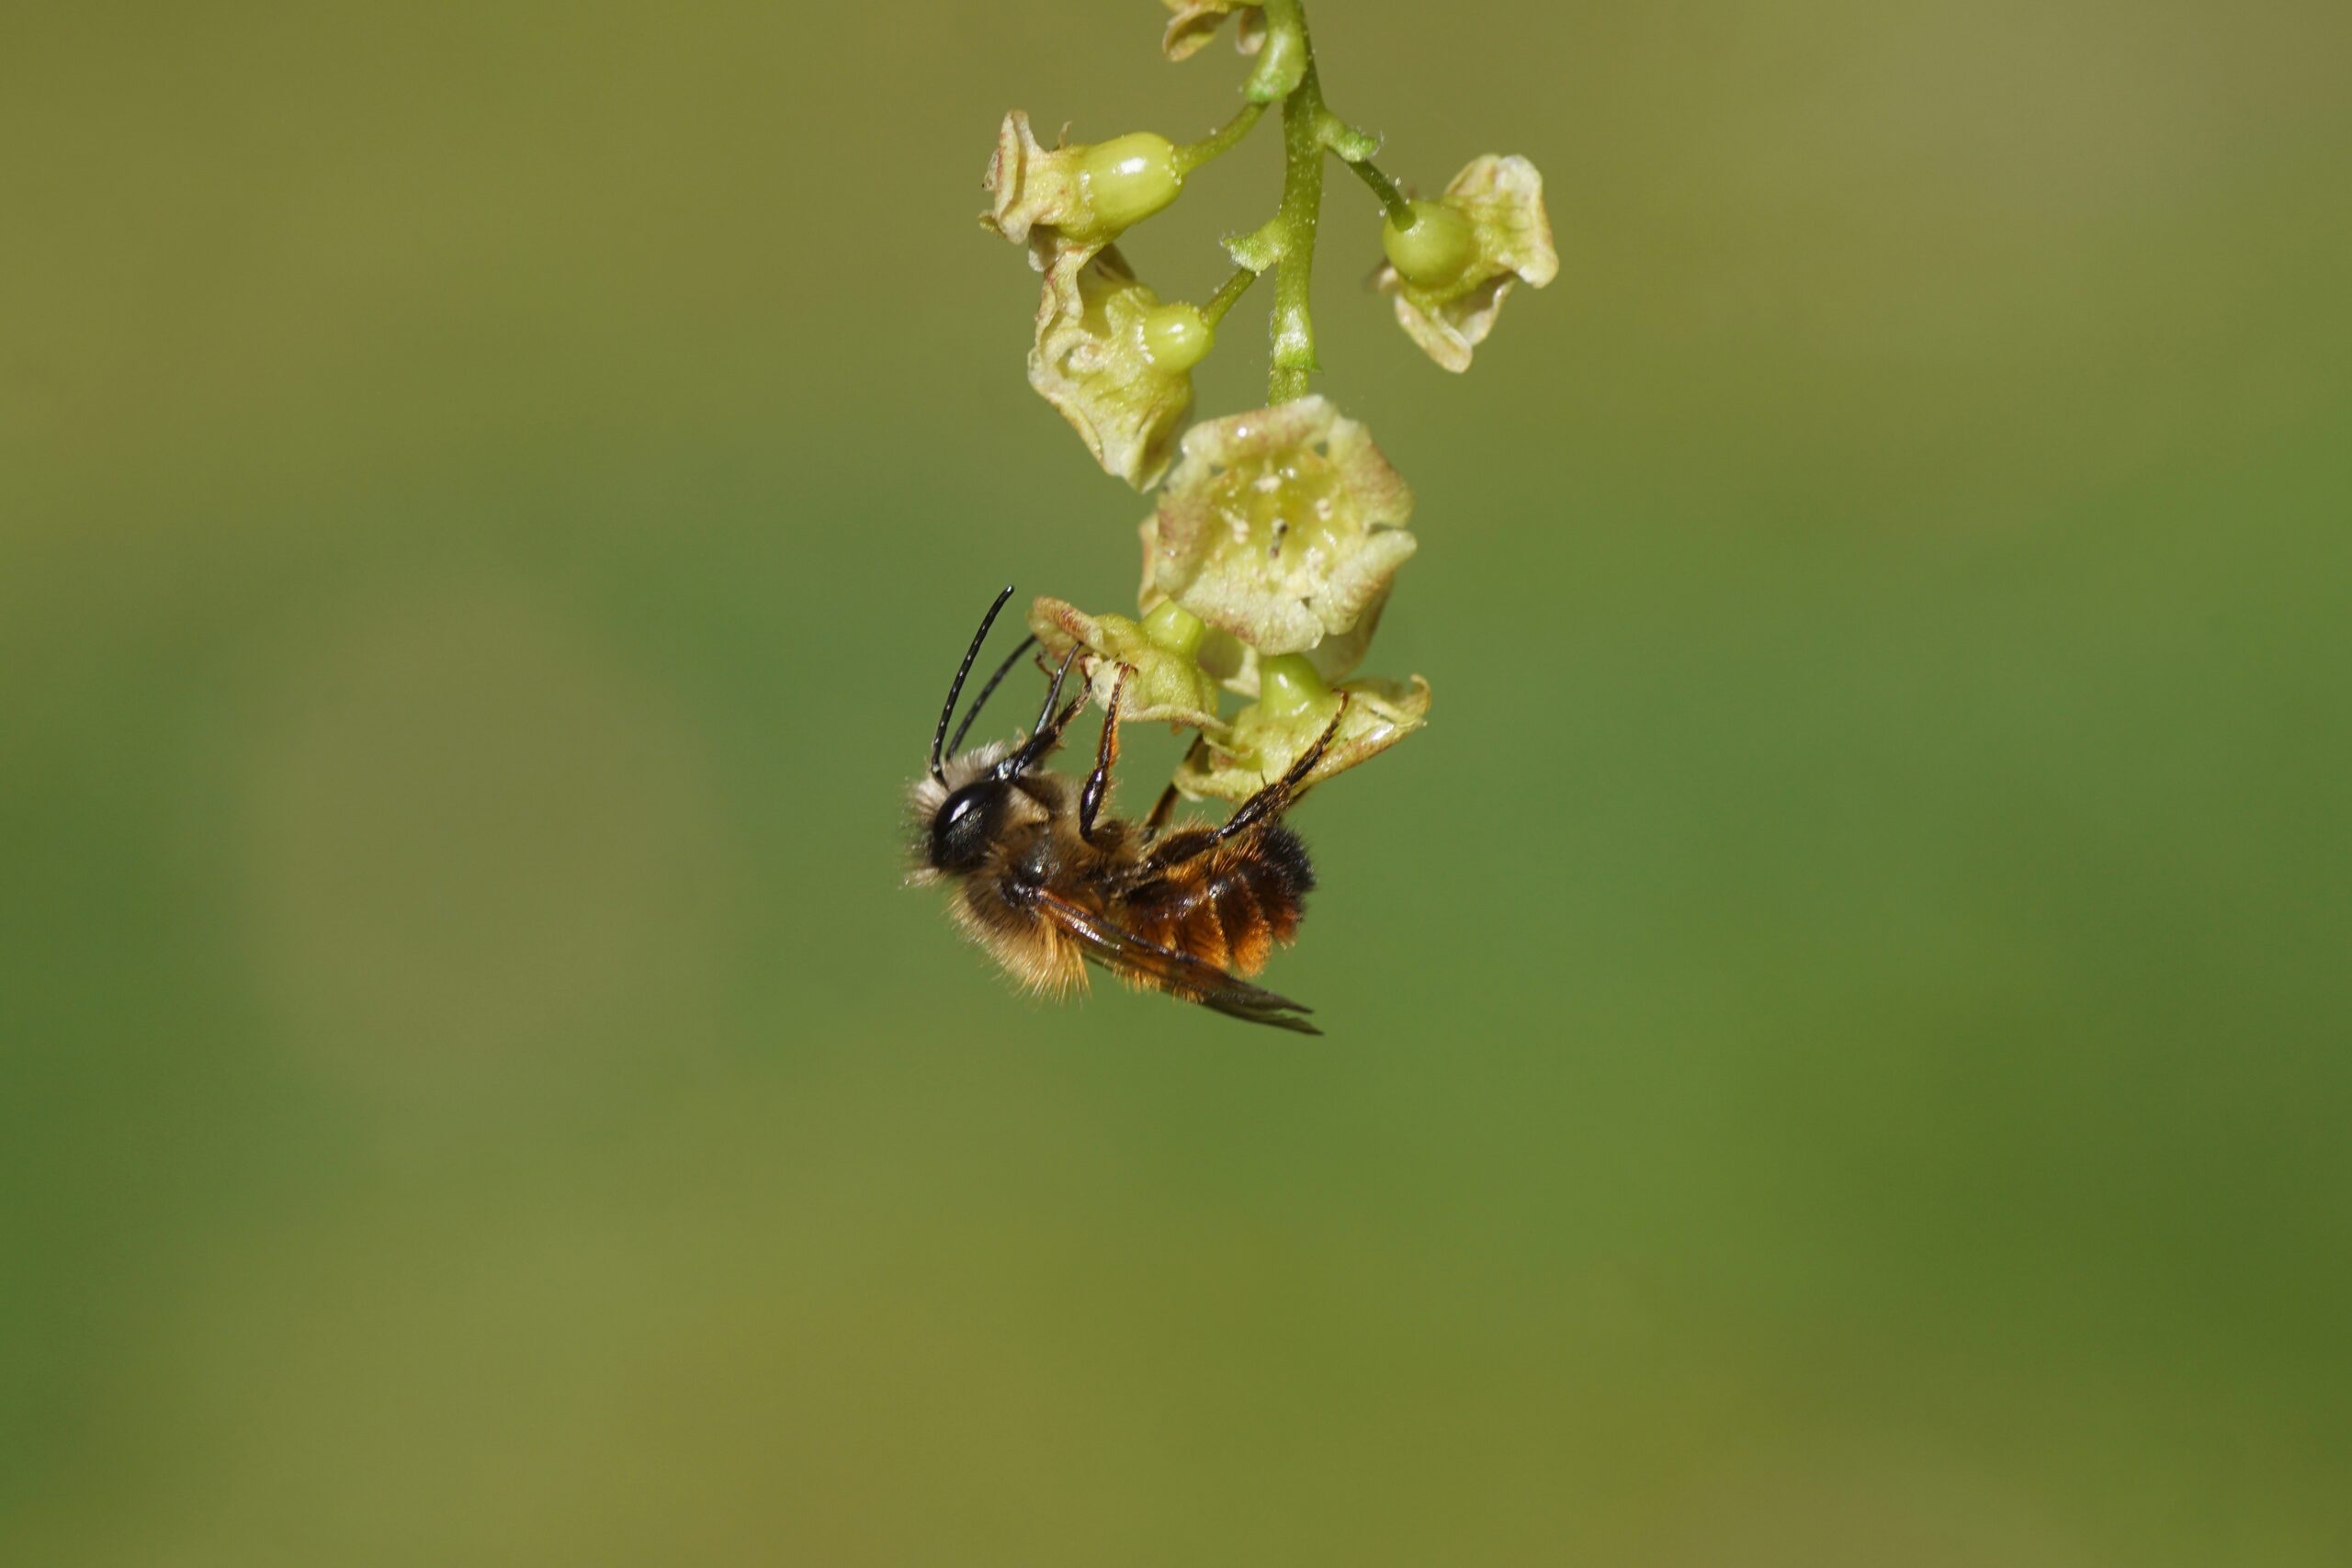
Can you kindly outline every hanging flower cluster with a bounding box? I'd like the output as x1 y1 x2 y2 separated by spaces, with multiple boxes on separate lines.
978 0 1555 804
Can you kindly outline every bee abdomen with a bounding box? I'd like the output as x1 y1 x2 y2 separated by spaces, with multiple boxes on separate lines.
1212 875 1271 973
1250 825 1314 945
1133 824 1315 978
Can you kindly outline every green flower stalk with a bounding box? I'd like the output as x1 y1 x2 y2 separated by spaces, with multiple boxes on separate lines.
977 0 1556 805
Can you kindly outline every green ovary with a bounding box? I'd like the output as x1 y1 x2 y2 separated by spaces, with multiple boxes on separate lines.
1382 199 1477 288
1141 304 1214 371
1078 134 1182 235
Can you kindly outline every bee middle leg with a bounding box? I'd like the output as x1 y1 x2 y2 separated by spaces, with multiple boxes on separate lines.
1078 665 1131 842
1143 735 1207 839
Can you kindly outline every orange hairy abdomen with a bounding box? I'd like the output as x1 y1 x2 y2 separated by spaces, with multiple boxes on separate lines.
1122 826 1312 979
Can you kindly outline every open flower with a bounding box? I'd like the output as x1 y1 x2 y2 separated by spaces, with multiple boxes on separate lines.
1143 397 1416 670
1027 596 1227 735
1031 246 1211 490
1161 0 1265 62
1174 659 1432 804
982 112 1184 265
1374 154 1557 371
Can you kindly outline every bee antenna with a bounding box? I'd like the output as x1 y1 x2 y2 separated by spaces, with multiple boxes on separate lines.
932 585 1017 784
946 632 1038 759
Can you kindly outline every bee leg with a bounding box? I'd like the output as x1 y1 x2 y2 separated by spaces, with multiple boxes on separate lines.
1155 694 1350 867
1079 665 1131 843
1144 736 1206 839
993 645 1086 780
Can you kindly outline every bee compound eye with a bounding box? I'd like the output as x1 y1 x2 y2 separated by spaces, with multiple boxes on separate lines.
930 782 1001 872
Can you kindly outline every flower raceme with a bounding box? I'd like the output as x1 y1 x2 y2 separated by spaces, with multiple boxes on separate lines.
1025 397 1429 802
976 0 1556 813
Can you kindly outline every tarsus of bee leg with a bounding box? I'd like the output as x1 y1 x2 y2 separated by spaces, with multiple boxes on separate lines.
1079 666 1131 842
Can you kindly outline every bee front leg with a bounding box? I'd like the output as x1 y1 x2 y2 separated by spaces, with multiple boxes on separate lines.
1079 665 1131 843
995 646 1087 780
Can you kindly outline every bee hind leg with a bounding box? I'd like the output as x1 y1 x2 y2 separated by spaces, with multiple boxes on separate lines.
1152 694 1349 869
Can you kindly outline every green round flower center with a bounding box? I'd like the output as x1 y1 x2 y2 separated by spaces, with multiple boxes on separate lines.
1079 133 1182 235
1210 451 1352 581
1140 304 1214 371
1381 199 1478 288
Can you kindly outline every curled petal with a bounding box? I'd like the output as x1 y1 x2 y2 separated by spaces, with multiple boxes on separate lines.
1376 154 1558 372
1144 397 1416 661
1162 0 1265 62
982 111 1086 252
1175 675 1432 803
983 114 1184 265
1027 596 1227 734
1030 246 1201 491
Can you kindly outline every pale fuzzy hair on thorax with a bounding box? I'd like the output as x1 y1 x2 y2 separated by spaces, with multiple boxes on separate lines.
905 737 1088 995
948 881 1088 998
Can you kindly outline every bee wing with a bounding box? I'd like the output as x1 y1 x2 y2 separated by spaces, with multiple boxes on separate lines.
1032 888 1321 1036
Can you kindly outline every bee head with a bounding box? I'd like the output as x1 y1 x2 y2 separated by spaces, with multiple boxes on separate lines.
916 585 1080 878
928 777 1008 873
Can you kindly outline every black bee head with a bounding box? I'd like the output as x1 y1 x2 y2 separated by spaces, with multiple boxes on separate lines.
928 778 1008 874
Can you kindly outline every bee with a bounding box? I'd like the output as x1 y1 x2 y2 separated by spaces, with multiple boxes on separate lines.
908 586 1347 1034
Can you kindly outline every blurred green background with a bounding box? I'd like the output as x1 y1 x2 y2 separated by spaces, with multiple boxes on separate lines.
6 1 2348 1562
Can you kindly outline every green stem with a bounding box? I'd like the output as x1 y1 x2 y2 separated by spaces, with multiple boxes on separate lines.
1262 0 1323 403
1345 156 1415 229
1173 100 1266 176
1200 265 1258 328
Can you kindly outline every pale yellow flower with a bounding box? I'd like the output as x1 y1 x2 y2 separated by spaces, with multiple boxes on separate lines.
1161 0 1265 62
1026 596 1227 735
1030 246 1211 491
981 112 1184 265
1174 669 1432 804
1374 154 1557 371
1143 396 1416 664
